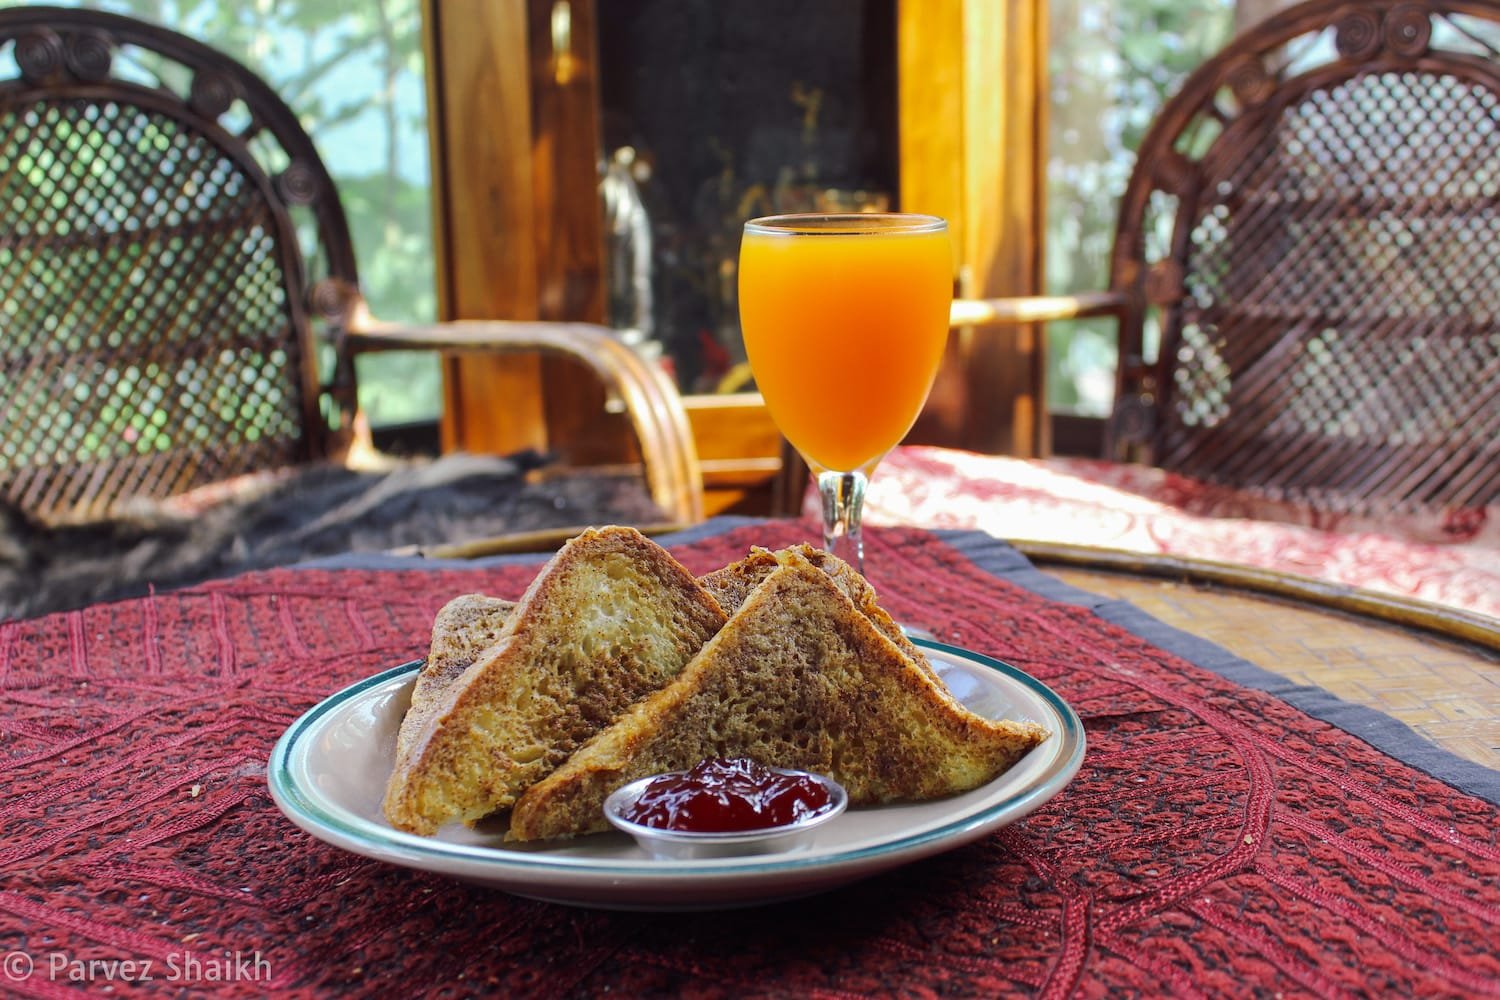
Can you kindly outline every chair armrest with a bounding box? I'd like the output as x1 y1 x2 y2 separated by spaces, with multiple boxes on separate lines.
950 291 1126 327
347 316 703 525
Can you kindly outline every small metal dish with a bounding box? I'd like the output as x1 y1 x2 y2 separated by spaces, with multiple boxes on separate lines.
602 766 849 860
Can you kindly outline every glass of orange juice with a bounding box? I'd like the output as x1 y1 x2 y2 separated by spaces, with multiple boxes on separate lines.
738 213 952 574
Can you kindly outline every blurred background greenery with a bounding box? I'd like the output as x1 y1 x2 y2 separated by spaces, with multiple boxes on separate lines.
1047 0 1234 416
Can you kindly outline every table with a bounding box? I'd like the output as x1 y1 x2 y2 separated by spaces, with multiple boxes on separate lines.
1019 540 1500 774
867 445 1500 620
1 517 1496 997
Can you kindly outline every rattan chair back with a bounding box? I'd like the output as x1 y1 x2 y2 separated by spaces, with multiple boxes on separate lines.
1109 0 1500 515
0 7 360 523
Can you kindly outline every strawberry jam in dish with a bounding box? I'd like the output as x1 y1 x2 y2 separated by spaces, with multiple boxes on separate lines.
619 757 834 833
603 758 848 859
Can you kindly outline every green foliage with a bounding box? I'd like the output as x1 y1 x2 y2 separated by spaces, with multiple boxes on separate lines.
336 172 440 426
1047 0 1234 415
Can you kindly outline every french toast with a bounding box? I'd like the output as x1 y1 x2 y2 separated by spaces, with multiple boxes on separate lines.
699 543 942 686
508 550 1049 841
393 594 516 769
383 526 728 835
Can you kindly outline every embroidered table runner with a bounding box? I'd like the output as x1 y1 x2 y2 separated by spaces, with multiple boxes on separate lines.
1 519 1495 997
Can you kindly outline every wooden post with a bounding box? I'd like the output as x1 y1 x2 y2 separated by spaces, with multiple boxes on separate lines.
899 0 1048 457
424 0 549 455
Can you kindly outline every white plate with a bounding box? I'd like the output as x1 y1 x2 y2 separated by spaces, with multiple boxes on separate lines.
267 639 1085 910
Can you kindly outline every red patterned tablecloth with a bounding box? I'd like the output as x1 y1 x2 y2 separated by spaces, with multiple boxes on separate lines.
1 519 1496 998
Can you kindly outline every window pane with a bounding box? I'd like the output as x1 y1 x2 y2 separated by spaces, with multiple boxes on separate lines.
596 0 898 396
51 0 439 428
1046 0 1234 416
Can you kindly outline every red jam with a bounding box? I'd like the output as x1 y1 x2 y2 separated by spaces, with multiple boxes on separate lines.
620 757 833 833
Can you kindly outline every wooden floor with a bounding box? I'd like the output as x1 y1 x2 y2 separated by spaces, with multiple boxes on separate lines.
1045 565 1500 773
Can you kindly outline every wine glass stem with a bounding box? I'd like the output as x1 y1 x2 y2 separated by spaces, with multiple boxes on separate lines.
818 469 868 575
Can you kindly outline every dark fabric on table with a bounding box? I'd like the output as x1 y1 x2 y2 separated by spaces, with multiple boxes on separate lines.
0 452 664 620
1 519 1496 997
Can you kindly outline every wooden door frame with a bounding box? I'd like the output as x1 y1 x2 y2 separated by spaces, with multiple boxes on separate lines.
423 0 547 456
424 0 619 461
423 0 1050 503
899 0 1049 457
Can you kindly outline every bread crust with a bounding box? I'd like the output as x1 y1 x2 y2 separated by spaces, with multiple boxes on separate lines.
382 527 727 835
509 550 1048 841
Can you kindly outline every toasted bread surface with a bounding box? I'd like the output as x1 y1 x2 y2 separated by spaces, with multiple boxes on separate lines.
383 526 727 835
509 551 1048 841
394 594 516 766
699 543 940 683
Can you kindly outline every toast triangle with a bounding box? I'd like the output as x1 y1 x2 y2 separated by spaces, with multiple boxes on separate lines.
383 526 727 835
509 550 1048 841
394 593 516 766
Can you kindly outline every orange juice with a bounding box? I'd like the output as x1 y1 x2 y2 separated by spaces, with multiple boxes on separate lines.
738 216 952 473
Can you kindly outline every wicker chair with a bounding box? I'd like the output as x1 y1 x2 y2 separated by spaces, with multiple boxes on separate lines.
953 0 1500 518
0 6 701 530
